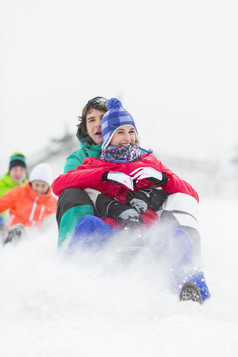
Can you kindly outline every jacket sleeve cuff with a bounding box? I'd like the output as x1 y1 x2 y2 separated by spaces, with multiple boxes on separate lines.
160 173 168 186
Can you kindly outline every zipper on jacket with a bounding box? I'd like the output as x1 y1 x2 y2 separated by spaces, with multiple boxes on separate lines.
39 205 45 220
29 195 39 222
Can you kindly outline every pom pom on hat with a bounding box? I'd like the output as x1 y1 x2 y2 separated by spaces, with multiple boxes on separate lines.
29 163 53 186
106 98 122 110
101 98 140 150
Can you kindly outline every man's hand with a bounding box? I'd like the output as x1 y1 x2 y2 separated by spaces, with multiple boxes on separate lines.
127 189 152 213
107 200 141 226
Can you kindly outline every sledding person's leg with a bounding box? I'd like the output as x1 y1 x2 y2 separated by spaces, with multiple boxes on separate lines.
163 227 210 303
56 188 95 246
67 215 117 252
158 193 201 259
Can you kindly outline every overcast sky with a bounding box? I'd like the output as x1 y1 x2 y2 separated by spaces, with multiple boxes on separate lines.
1 0 238 172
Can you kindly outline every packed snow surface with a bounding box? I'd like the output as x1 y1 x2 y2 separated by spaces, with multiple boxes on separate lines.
1 199 238 356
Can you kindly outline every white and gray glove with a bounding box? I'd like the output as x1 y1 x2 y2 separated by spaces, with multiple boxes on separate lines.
103 170 134 191
130 167 168 185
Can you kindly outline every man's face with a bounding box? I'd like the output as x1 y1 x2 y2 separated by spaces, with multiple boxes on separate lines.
86 109 106 145
9 166 26 184
31 181 49 194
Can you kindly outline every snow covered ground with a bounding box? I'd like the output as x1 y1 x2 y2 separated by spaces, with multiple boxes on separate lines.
1 198 238 357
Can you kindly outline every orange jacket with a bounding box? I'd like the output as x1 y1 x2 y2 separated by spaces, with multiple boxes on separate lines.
0 181 57 230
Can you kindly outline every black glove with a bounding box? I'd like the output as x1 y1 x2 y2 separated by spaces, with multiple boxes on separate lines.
108 200 141 226
127 188 169 213
95 194 140 226
127 189 151 213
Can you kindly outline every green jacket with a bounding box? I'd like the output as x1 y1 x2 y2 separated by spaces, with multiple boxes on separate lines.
0 173 25 218
64 142 102 173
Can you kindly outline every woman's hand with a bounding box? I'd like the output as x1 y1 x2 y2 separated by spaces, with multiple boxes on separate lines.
130 167 167 185
102 171 134 191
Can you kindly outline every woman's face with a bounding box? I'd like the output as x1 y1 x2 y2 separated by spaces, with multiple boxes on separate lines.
110 125 136 147
86 109 106 145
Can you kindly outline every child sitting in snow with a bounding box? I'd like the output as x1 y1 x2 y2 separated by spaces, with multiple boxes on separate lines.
0 163 57 245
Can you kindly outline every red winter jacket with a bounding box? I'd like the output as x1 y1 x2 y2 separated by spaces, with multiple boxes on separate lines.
52 153 199 203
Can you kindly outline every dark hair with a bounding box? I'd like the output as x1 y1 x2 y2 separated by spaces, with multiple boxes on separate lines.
77 97 108 136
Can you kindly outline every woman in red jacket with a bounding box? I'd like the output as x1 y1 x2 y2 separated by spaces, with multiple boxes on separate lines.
52 98 210 303
52 98 199 230
1 163 57 244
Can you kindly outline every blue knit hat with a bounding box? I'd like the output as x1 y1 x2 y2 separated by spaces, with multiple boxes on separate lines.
101 98 140 150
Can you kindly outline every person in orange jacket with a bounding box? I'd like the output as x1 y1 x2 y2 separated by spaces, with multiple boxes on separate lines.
0 163 57 244
0 152 28 233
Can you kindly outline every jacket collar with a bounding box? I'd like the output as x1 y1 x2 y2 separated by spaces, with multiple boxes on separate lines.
76 127 95 145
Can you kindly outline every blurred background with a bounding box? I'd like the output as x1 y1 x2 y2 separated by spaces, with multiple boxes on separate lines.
1 0 238 198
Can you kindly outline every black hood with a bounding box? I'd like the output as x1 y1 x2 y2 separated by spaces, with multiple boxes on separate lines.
76 127 95 145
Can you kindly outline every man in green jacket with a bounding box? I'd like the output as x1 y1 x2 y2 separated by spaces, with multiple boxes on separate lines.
0 152 27 230
57 97 167 246
56 97 201 263
56 97 107 245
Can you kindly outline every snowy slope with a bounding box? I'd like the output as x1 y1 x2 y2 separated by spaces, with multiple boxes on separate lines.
1 197 238 357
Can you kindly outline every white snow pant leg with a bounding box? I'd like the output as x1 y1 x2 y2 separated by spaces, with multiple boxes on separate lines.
158 193 201 258
85 189 102 205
